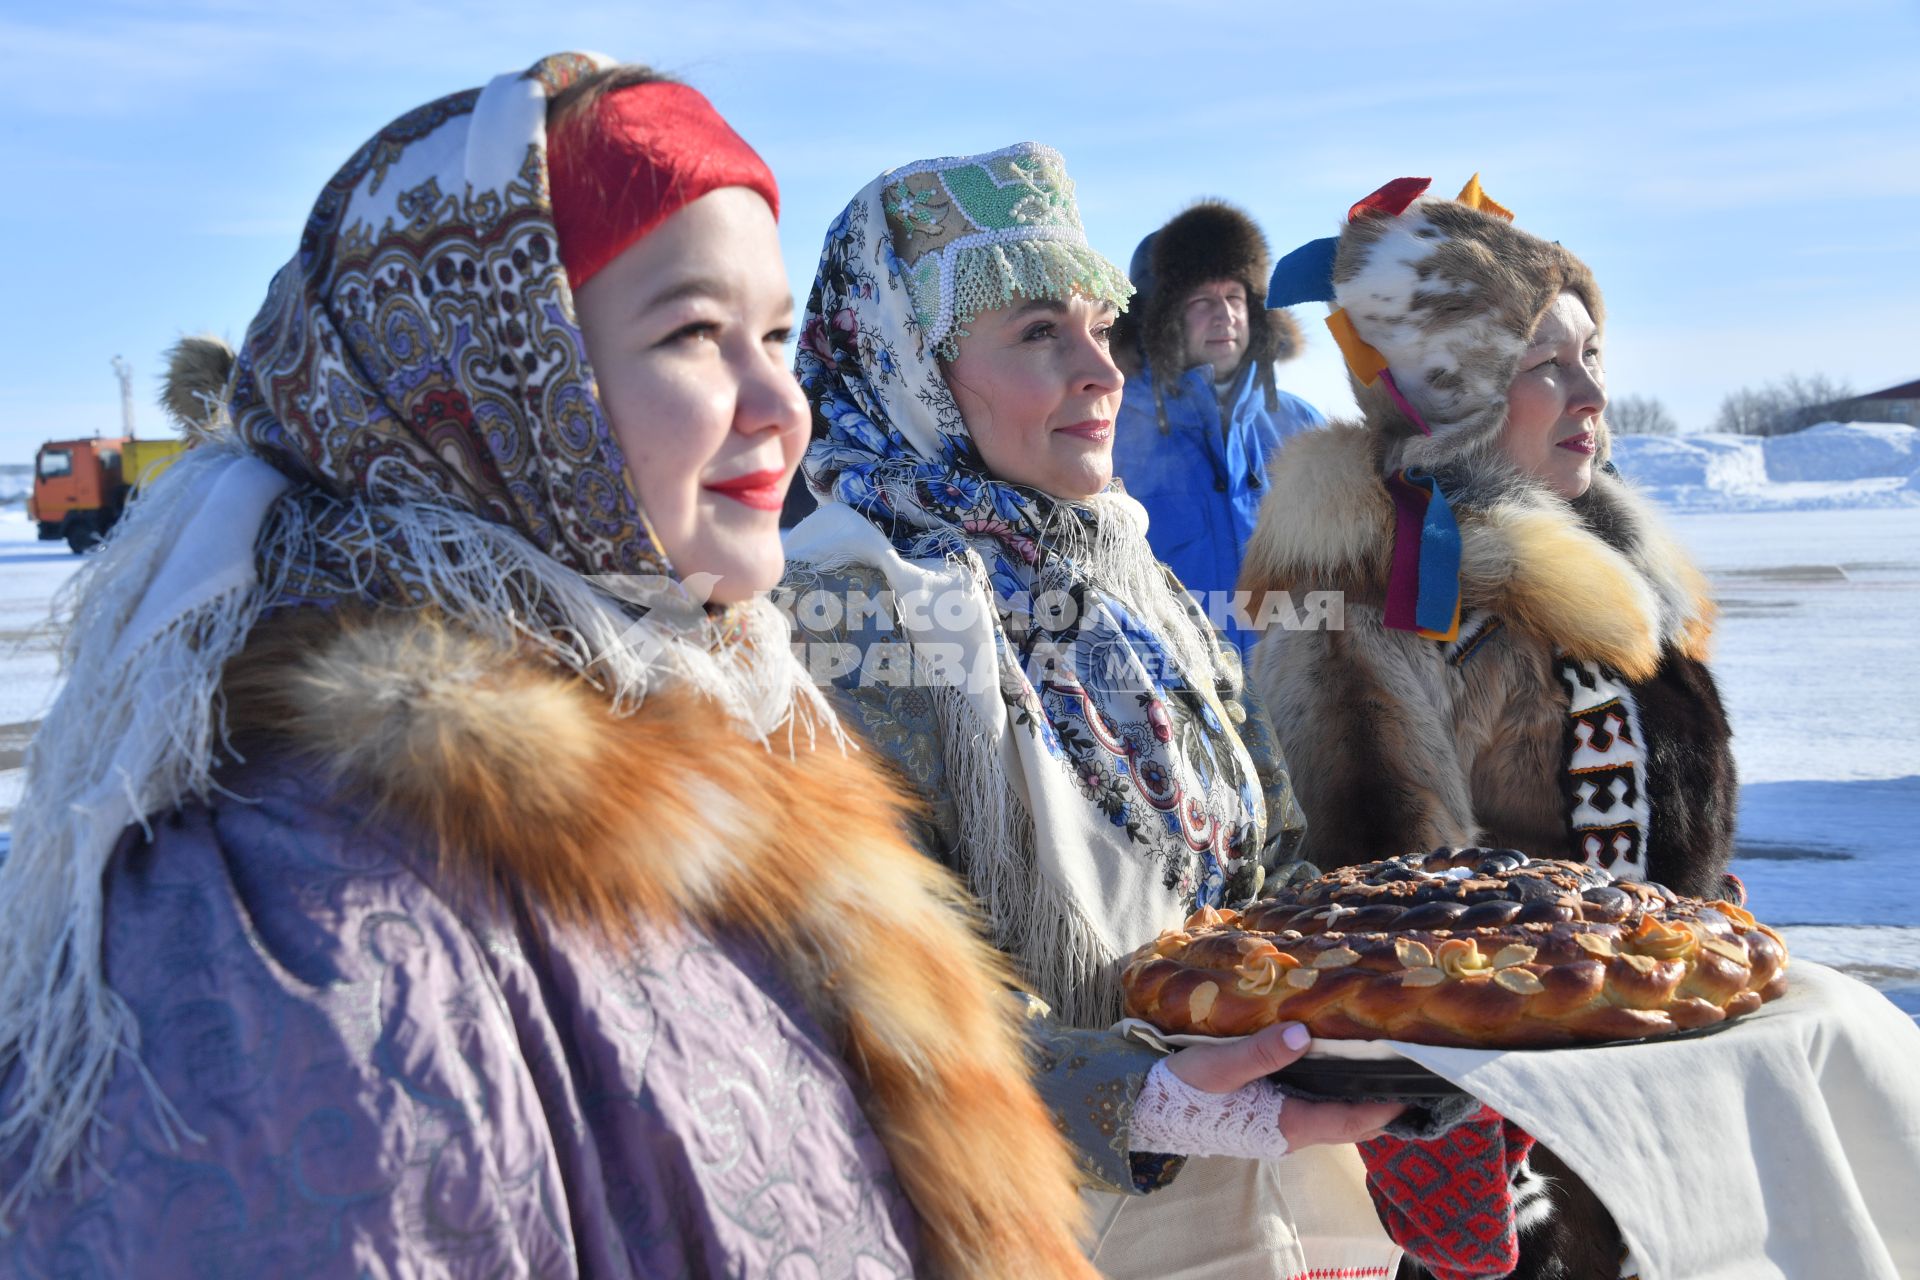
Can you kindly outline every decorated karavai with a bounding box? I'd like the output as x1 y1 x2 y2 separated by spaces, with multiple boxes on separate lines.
1124 847 1788 1047
0 56 1093 1279
1245 176 1737 897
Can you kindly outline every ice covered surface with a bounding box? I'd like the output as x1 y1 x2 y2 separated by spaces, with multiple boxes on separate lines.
1768 926 1920 1012
0 508 74 823
1648 506 1918 1012
1611 421 1920 513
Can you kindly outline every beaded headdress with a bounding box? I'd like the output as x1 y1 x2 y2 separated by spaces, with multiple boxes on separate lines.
878 142 1133 358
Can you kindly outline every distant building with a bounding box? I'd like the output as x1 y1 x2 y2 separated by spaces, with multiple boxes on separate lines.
1823 378 1920 427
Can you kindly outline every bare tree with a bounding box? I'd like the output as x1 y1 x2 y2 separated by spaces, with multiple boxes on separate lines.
1775 373 1859 433
1608 394 1679 435
1714 387 1776 436
1713 373 1858 436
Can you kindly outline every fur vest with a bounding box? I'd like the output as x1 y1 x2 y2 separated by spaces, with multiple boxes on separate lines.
1239 425 1737 898
220 610 1095 1280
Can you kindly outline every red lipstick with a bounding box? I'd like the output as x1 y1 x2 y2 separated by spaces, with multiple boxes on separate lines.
704 468 788 511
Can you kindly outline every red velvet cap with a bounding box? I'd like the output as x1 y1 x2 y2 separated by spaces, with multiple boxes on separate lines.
547 80 779 291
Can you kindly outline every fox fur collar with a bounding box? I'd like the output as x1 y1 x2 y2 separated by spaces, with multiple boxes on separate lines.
1239 424 1715 680
222 610 1094 1280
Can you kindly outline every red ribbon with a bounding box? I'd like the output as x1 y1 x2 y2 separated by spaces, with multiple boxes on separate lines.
1348 176 1432 222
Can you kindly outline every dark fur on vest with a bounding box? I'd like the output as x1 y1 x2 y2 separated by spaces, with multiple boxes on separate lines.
1239 424 1734 898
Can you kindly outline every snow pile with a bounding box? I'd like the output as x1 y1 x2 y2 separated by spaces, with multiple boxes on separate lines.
0 465 28 509
1763 422 1920 483
1610 434 1767 490
1611 422 1920 512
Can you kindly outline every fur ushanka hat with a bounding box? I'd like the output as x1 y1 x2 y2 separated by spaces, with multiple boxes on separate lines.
1266 175 1608 640
1114 200 1304 426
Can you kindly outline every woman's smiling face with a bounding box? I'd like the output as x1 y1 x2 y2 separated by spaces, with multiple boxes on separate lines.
572 187 808 603
942 294 1124 500
1500 291 1607 500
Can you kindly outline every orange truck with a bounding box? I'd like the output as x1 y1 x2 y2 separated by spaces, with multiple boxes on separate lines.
28 436 186 553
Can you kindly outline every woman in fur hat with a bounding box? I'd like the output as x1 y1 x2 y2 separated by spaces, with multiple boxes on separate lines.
1109 201 1326 652
782 145 1407 1280
1241 177 1735 900
1242 178 1737 1279
0 57 1097 1278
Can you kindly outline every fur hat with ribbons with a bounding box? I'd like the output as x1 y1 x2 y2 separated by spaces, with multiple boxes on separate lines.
1267 176 1607 641
1115 200 1304 426
1272 175 1605 474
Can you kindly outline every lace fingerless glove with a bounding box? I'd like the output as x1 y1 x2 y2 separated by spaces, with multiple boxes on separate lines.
1127 1059 1291 1161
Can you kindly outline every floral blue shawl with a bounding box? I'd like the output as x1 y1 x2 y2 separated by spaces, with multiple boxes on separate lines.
785 144 1270 1024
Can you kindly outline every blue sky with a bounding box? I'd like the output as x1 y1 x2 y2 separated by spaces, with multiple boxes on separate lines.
1 0 1916 462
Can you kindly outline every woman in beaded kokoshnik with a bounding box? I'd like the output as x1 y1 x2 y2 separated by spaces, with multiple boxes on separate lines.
782 143 1406 1280
0 58 1096 1279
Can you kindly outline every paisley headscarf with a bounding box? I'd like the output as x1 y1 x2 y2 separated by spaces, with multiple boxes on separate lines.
785 144 1269 1025
227 52 669 603
0 54 824 1212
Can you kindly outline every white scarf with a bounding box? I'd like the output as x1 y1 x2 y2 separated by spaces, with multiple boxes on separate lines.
0 54 833 1216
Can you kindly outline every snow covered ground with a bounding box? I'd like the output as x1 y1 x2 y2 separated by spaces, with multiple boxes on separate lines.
0 498 69 827
1672 507 1920 1014
0 430 1916 1014
1604 423 1920 1013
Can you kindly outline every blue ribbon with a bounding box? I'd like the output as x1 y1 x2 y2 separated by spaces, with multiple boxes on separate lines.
1402 468 1461 636
1266 236 1340 308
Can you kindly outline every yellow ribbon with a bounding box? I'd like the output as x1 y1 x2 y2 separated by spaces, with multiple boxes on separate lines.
1326 308 1388 385
1456 173 1514 221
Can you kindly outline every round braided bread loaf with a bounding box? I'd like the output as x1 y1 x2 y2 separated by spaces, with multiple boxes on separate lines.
1121 848 1789 1048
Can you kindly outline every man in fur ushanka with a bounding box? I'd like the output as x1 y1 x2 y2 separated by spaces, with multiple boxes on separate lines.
1110 201 1325 651
1241 177 1737 901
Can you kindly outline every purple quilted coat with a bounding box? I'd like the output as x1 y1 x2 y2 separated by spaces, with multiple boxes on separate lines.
0 757 920 1278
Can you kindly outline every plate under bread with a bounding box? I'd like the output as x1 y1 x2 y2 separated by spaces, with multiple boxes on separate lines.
1111 1016 1741 1100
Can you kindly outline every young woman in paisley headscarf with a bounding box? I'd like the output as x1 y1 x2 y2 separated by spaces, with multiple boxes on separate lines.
782 145 1405 1279
0 57 1093 1279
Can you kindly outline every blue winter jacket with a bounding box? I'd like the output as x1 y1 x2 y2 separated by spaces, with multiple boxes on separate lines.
1112 359 1325 651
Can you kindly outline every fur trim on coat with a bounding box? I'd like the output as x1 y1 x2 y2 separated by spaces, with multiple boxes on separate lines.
1114 200 1303 384
160 333 236 438
222 610 1095 1280
1239 425 1734 896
